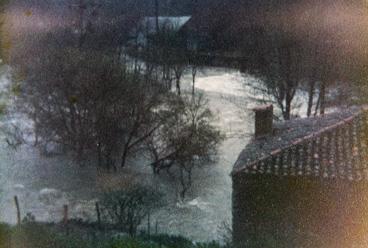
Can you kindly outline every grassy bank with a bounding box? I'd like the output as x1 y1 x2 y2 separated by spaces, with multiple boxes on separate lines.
0 222 226 248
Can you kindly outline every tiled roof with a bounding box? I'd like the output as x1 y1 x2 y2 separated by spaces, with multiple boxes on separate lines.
233 106 367 180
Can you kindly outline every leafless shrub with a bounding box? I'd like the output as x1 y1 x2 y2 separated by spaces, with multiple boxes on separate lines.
100 186 163 236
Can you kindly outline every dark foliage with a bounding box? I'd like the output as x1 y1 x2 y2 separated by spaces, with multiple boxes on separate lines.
100 186 164 236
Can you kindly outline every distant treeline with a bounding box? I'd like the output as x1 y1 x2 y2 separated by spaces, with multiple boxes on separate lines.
8 0 199 19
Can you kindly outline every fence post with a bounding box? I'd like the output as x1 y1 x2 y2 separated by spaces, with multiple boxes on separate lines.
14 195 21 226
147 212 151 236
95 202 101 229
63 205 68 225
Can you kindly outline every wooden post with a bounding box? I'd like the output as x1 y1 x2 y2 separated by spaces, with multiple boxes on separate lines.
147 212 151 236
14 196 21 226
95 202 101 229
63 205 68 225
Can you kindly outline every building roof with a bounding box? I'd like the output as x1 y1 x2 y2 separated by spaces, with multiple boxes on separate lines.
141 16 191 34
233 106 366 178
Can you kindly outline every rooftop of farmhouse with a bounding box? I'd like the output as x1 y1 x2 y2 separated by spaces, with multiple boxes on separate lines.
233 105 368 179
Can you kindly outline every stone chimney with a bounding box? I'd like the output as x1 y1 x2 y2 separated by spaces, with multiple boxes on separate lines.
253 104 273 138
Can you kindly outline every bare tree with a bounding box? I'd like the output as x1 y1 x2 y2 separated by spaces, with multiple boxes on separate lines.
101 186 163 236
188 50 201 97
154 0 159 33
146 93 223 199
10 28 167 169
242 27 305 120
146 24 189 95
240 0 368 119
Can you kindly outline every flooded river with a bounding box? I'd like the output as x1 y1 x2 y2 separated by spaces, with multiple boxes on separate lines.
0 67 306 242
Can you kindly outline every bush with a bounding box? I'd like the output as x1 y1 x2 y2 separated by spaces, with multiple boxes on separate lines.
195 242 223 248
141 234 194 248
106 237 160 248
109 235 224 248
101 186 163 236
0 223 11 247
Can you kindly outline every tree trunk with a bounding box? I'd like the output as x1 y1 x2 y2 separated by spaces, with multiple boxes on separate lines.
307 81 315 117
192 77 195 97
179 167 187 199
176 79 181 96
283 104 290 120
179 166 192 199
283 91 292 120
191 67 197 97
121 146 129 167
314 92 321 116
154 0 159 33
97 142 102 168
